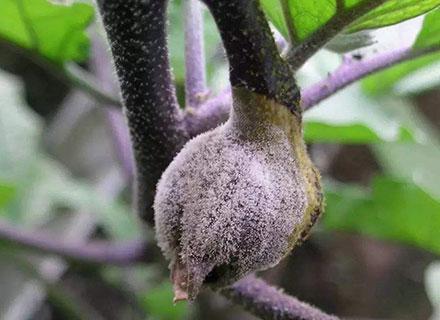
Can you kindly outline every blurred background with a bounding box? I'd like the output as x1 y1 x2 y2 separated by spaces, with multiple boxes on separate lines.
0 0 439 319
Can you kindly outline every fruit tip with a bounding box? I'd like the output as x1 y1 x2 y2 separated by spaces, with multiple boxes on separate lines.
173 285 189 304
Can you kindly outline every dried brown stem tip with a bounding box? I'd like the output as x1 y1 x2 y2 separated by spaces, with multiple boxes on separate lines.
172 259 190 303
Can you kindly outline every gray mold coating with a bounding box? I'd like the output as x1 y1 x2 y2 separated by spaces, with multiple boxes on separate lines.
154 89 308 300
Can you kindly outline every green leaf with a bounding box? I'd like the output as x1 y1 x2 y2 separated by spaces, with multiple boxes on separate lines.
0 0 94 63
261 0 440 46
140 282 189 320
374 143 440 200
303 85 417 143
0 181 16 209
287 0 336 42
304 122 412 143
323 176 440 254
348 1 440 33
414 8 440 48
361 8 440 96
393 60 440 95
371 93 440 200
260 1 289 39
261 0 337 42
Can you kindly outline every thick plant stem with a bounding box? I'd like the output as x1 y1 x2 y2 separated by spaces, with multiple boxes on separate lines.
222 275 339 320
184 0 208 107
202 0 300 113
96 0 188 224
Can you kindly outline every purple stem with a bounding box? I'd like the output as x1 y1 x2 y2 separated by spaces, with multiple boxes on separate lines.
0 221 150 266
301 45 440 110
184 0 208 107
185 45 440 136
0 220 337 320
222 275 339 320
105 109 135 179
185 88 231 137
91 35 134 181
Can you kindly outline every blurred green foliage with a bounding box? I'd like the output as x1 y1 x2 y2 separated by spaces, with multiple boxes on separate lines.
324 177 440 254
0 71 140 238
140 282 189 320
362 52 440 95
414 8 440 48
0 0 93 63
303 85 417 143
363 8 440 96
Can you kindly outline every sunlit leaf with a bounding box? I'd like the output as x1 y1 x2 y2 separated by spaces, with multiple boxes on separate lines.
414 8 440 48
0 0 94 63
348 0 440 33
261 0 440 48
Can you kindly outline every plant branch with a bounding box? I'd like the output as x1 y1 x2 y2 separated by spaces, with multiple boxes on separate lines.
287 0 388 70
184 0 208 107
0 37 121 108
0 219 336 320
184 88 231 137
201 0 300 113
185 44 440 136
91 35 135 181
301 44 440 110
96 0 188 224
0 221 150 266
221 275 339 320
65 63 121 107
104 109 135 179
